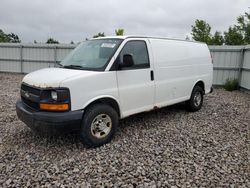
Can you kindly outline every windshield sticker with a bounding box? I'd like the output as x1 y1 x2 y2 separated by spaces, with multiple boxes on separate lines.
101 43 116 48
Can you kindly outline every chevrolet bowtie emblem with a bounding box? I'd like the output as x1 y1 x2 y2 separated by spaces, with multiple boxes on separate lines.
24 91 30 98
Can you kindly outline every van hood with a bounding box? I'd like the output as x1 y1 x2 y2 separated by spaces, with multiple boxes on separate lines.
22 68 95 88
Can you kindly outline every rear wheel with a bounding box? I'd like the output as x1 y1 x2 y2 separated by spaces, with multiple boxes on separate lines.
186 86 204 112
80 104 118 147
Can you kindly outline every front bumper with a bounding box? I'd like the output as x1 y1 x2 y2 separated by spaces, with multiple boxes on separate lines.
16 100 83 135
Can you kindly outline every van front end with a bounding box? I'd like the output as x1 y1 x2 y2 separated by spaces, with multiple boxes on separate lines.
16 83 83 135
15 38 125 146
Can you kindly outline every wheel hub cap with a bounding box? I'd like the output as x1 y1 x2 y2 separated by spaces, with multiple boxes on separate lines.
194 92 202 107
91 114 112 139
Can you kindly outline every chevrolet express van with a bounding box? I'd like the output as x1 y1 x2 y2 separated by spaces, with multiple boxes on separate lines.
16 36 213 147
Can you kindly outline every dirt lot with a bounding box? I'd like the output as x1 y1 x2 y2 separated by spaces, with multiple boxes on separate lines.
0 72 249 187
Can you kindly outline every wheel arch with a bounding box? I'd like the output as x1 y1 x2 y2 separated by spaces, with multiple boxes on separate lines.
192 80 205 94
83 96 121 118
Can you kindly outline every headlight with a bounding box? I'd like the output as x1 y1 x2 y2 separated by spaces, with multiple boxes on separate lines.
51 91 58 100
40 88 70 111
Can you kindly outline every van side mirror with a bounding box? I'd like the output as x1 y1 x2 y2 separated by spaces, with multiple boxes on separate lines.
120 54 134 68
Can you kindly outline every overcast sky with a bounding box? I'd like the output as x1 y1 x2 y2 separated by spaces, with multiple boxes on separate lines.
0 0 249 43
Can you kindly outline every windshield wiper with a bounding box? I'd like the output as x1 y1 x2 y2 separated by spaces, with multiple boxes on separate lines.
63 65 84 69
56 62 63 67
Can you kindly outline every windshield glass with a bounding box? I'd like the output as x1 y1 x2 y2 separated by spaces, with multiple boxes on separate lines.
61 39 123 71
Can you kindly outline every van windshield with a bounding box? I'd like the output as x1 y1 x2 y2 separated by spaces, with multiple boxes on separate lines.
61 39 123 71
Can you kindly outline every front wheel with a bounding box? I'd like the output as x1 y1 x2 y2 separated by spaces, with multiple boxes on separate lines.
186 86 204 112
80 104 118 147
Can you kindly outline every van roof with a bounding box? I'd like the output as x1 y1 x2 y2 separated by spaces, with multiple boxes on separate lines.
93 35 204 44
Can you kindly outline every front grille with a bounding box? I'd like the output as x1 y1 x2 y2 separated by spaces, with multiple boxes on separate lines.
21 83 41 110
21 84 40 96
21 96 39 110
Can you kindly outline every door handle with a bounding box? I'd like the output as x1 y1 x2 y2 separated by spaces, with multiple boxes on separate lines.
150 70 154 81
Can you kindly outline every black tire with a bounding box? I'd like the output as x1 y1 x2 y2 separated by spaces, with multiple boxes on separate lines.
186 86 204 112
80 104 118 147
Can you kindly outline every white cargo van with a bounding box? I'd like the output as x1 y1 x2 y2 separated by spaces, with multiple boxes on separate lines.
16 36 213 147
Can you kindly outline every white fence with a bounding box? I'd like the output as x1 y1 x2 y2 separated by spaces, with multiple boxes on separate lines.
0 43 75 73
210 45 250 90
0 43 250 90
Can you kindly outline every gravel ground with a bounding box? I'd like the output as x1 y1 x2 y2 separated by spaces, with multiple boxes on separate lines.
0 72 249 187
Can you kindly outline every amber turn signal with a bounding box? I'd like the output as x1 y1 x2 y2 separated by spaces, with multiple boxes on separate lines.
40 103 69 111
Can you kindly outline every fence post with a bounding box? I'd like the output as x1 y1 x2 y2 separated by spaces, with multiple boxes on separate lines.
20 45 23 73
54 46 57 67
238 47 245 88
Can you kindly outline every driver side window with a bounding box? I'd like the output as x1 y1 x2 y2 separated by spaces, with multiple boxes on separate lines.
119 40 150 69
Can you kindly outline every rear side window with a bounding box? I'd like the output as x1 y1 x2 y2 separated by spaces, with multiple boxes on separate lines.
119 40 150 69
